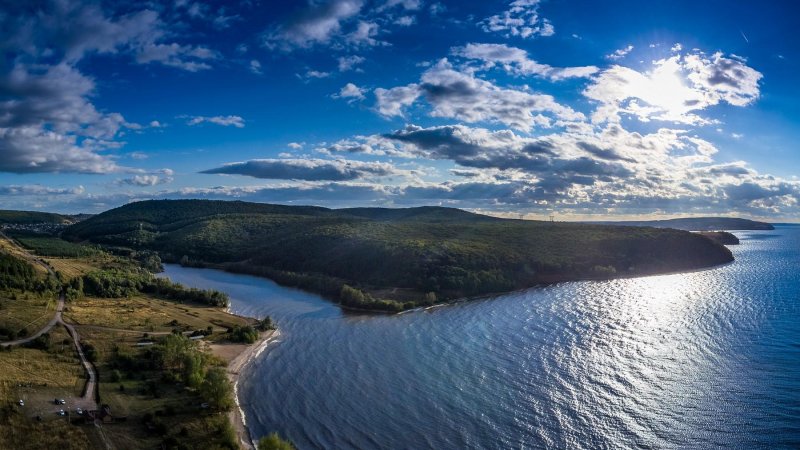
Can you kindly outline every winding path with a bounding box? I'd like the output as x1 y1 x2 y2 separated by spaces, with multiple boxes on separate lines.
0 232 98 411
0 293 64 348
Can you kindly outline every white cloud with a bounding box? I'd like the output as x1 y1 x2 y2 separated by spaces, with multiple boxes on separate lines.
129 152 149 160
0 0 224 175
117 175 173 186
299 70 331 80
395 16 416 26
379 0 422 11
606 45 634 60
0 184 85 196
452 43 598 80
201 158 406 181
374 59 584 131
318 122 800 216
585 50 763 125
186 115 246 128
338 55 366 71
346 21 383 46
135 43 218 72
374 84 421 117
481 0 555 39
334 83 366 101
263 0 364 51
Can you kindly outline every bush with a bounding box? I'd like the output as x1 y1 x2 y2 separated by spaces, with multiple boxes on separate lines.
228 325 258 344
258 432 296 450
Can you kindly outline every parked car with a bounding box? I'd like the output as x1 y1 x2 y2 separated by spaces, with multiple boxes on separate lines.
76 408 83 415
59 399 66 405
58 409 65 416
17 399 24 406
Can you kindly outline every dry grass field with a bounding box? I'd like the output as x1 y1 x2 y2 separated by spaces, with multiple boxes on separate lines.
64 295 250 334
0 292 57 339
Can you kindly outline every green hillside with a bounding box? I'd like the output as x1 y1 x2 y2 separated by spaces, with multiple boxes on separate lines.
0 210 73 225
63 200 734 311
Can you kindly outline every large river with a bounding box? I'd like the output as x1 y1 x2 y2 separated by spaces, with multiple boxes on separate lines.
162 225 800 449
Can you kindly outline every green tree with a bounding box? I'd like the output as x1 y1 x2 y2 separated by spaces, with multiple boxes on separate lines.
183 351 204 388
258 432 295 450
200 367 234 411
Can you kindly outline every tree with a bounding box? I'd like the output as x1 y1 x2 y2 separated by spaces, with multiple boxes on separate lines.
183 352 204 388
258 433 295 450
200 367 233 411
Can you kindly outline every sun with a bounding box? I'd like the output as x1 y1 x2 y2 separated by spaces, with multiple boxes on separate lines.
625 56 700 121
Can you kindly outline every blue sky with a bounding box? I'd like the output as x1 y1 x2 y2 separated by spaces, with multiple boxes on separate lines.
1 0 799 220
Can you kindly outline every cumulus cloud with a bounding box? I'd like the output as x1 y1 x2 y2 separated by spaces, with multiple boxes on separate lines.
186 115 246 128
314 121 800 217
452 43 598 80
585 50 763 125
263 0 364 51
1 0 219 71
0 0 218 175
334 83 366 101
346 21 384 46
481 0 555 39
262 0 425 52
374 59 583 131
200 158 404 181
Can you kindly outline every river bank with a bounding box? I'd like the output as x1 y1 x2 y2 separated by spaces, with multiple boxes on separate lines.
210 328 282 449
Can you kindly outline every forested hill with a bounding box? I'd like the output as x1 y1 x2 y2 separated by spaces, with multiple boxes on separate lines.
63 200 734 311
593 217 774 231
0 210 74 225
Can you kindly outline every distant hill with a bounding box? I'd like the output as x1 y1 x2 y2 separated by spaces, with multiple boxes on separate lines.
338 206 499 222
593 217 774 231
62 200 735 311
0 210 73 225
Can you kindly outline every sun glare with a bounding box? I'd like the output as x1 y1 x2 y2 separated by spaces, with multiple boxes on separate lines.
627 57 698 120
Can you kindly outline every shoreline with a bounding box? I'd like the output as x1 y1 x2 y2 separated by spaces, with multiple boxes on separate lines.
211 328 282 450
167 247 735 315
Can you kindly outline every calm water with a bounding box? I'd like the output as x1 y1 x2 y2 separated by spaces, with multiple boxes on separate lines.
162 225 800 449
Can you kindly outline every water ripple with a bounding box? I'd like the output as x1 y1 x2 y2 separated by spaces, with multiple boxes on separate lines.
163 225 800 449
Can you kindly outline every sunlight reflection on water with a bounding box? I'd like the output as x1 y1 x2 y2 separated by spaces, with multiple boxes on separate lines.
162 226 800 449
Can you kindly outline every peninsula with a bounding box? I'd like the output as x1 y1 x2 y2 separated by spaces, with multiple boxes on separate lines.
63 200 736 312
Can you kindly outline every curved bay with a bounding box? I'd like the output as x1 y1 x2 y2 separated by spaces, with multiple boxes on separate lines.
162 225 800 449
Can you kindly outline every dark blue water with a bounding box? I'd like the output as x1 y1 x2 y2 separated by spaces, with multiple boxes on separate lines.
162 225 800 449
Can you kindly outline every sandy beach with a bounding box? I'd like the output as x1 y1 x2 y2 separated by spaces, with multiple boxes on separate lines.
210 329 282 450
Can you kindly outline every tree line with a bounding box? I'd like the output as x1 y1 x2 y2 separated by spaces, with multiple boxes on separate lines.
78 269 229 307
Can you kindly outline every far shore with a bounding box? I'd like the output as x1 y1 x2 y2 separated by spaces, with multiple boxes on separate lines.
167 252 737 315
209 328 282 450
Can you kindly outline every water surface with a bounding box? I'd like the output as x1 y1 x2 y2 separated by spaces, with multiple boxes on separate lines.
162 225 800 449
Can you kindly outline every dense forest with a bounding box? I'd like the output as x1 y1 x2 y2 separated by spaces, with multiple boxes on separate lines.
0 253 56 293
0 210 73 224
62 200 735 311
